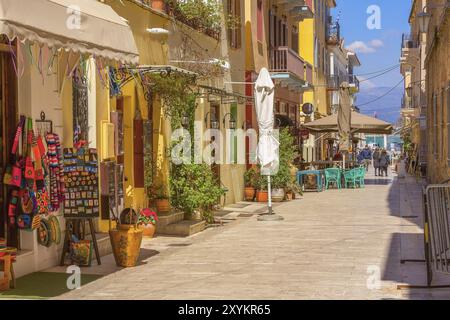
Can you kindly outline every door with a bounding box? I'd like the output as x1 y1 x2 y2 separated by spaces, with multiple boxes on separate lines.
0 40 18 247
209 103 221 183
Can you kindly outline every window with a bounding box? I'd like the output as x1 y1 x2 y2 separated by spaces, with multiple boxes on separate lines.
291 26 299 53
433 94 438 159
227 0 241 49
269 10 275 48
447 86 450 166
442 89 446 160
257 0 263 42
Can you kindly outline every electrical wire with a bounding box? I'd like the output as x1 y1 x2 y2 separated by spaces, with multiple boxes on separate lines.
355 64 400 76
356 77 405 108
359 65 400 82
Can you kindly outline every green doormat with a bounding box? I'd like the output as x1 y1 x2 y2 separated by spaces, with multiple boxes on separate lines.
0 272 102 300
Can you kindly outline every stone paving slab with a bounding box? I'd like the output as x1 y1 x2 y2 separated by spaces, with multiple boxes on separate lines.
52 166 450 300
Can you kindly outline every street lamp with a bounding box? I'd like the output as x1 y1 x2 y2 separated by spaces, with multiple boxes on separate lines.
417 2 450 34
181 114 190 129
417 9 431 34
222 113 236 130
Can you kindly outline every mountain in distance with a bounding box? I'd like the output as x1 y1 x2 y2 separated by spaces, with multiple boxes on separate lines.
354 86 403 124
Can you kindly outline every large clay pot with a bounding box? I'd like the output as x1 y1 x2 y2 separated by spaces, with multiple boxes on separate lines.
156 199 170 213
109 225 143 267
139 223 156 238
151 0 165 11
256 190 268 202
244 187 256 201
271 188 285 202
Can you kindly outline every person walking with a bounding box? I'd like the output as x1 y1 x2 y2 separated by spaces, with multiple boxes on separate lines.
360 145 373 172
373 147 381 176
379 149 390 177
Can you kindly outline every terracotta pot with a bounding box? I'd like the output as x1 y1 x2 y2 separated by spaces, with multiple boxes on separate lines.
156 199 170 213
256 190 268 202
151 0 165 11
244 187 256 201
109 225 143 268
139 223 156 238
271 188 285 202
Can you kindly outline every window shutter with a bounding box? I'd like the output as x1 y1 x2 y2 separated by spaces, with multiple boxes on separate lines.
133 118 144 188
434 94 438 159
235 0 241 48
257 0 263 42
447 86 450 166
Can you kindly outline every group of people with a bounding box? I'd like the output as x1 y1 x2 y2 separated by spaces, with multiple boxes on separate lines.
357 145 391 177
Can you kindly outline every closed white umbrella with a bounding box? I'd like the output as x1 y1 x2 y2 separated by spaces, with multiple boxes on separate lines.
254 68 282 221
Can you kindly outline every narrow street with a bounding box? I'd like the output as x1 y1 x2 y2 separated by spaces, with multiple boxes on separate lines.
50 166 447 300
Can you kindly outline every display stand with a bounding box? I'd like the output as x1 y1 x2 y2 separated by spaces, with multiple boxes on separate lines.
59 218 101 266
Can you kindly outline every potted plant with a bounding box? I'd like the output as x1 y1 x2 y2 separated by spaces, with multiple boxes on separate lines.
151 0 165 12
255 174 269 203
138 208 158 238
154 188 171 213
109 208 143 268
243 167 258 201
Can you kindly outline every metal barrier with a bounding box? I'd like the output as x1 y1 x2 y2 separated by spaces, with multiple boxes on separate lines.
425 184 450 276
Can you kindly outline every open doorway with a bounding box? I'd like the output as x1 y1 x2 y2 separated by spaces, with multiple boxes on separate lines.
0 39 18 247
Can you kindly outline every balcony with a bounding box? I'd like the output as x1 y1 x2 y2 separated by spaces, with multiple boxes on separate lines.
326 20 341 46
327 75 360 92
400 33 419 73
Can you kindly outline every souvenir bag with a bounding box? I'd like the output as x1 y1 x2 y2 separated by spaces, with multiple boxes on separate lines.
36 187 49 215
46 133 64 212
7 190 19 226
4 116 26 187
24 118 35 186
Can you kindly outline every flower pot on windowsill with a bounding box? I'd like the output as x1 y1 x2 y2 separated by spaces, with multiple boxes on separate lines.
151 0 165 12
271 188 285 202
156 199 170 213
244 187 256 201
256 190 268 202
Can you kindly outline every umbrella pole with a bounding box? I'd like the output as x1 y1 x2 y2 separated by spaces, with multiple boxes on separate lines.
257 174 284 221
267 176 273 215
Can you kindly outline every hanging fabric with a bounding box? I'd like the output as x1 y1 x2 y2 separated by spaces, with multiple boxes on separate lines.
46 132 64 212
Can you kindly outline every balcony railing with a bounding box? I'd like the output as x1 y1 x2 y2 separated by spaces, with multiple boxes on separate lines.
401 33 418 50
327 20 340 45
327 75 360 92
401 94 413 109
270 47 305 81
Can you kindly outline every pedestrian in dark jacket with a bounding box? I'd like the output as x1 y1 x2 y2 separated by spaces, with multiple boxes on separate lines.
379 149 390 177
373 148 381 176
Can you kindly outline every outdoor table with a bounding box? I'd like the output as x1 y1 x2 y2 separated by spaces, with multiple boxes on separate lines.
297 170 324 192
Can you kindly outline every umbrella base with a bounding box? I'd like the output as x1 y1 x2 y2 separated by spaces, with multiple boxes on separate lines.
257 214 284 221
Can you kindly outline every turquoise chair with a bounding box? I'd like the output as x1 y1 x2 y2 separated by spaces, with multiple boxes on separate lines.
356 167 366 188
343 169 357 189
324 168 341 190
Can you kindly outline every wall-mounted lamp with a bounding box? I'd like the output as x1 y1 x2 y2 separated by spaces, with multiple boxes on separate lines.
417 9 431 34
205 112 219 130
242 120 252 130
223 113 236 130
181 114 190 129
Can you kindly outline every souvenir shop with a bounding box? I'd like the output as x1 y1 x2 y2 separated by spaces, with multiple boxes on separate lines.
0 0 139 288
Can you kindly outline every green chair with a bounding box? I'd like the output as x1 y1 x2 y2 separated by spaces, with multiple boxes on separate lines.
354 167 366 188
324 168 341 190
343 169 357 189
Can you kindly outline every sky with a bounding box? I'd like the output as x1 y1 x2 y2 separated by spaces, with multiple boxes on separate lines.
333 0 412 122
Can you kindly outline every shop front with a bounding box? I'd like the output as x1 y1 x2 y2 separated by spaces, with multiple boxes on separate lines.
0 0 138 279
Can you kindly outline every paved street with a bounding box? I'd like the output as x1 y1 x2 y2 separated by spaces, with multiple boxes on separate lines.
53 167 450 300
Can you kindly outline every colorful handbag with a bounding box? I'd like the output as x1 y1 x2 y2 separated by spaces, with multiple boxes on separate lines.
70 240 93 267
36 187 49 215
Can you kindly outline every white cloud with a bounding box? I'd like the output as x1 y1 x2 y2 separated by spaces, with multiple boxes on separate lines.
347 41 376 54
347 39 384 54
369 39 384 48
